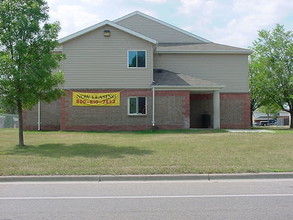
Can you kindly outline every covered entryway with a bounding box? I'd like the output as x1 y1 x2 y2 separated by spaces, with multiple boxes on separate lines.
190 90 220 129
153 69 223 129
190 93 213 128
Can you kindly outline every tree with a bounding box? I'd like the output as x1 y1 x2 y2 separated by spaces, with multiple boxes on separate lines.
258 103 281 121
0 0 64 146
249 59 269 126
0 96 17 114
249 24 293 128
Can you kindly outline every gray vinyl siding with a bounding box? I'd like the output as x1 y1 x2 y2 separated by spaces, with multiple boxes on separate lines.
61 25 153 89
116 14 204 43
154 54 249 92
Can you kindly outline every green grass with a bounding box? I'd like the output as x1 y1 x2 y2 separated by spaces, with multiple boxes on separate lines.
0 128 292 175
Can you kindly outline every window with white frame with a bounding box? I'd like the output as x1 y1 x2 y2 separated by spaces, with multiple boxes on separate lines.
128 51 146 68
128 97 147 115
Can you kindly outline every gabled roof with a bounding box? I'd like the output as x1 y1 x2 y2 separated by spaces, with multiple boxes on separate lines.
114 11 211 43
58 20 157 44
156 43 252 54
153 69 225 90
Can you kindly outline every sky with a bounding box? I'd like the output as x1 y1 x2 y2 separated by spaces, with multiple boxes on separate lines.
47 0 293 48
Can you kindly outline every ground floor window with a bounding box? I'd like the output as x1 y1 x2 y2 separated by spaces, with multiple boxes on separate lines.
128 97 147 115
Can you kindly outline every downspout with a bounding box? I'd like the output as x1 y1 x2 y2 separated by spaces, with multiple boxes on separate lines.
152 43 158 129
37 99 41 131
152 86 155 127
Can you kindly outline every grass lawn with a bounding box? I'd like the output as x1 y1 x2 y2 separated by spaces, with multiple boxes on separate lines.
0 128 292 175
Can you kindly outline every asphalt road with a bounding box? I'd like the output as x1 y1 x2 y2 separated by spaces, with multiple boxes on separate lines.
1 179 293 219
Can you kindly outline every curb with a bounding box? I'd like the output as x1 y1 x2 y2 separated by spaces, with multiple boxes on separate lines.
0 172 293 182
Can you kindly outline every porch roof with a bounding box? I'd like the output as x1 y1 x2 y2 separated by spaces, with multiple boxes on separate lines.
153 69 225 90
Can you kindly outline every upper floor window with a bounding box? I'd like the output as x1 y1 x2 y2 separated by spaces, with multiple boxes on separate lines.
128 51 146 68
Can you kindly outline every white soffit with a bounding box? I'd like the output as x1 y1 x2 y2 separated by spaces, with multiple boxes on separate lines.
114 11 211 43
58 20 157 44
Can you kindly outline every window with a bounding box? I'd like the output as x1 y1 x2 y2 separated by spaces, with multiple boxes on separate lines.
128 51 146 68
128 97 147 115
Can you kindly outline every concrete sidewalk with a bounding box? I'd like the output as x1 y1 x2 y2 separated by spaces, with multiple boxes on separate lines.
1 172 293 182
226 129 275 133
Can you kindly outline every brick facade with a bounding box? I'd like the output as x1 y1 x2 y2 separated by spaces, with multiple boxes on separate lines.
60 89 189 131
155 91 190 129
23 91 250 131
23 99 60 131
61 89 152 131
220 93 251 129
189 93 250 129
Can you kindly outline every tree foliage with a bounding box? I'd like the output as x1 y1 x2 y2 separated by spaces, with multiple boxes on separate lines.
0 0 65 145
258 103 281 120
249 24 293 128
249 58 268 126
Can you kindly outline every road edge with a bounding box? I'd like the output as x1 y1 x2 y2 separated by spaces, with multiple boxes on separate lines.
1 172 293 182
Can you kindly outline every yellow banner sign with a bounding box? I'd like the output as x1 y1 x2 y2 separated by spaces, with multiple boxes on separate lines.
72 92 120 106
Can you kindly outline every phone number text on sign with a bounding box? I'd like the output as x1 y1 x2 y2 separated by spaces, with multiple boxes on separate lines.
72 92 120 106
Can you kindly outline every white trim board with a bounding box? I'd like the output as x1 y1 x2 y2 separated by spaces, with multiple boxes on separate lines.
58 20 157 44
155 50 252 55
153 85 225 91
114 11 211 43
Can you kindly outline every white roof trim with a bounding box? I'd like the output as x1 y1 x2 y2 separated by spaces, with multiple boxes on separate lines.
58 20 157 44
63 86 224 91
155 50 252 55
153 85 225 90
63 86 153 90
114 11 211 43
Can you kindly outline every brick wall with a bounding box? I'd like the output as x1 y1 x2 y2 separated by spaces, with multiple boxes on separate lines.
190 93 250 129
24 91 250 131
155 91 190 129
23 99 60 130
61 89 190 131
220 93 250 128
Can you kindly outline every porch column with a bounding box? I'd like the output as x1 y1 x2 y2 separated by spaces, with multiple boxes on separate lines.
213 90 220 129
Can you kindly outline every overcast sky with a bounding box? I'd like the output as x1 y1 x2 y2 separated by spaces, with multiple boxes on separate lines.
47 0 293 48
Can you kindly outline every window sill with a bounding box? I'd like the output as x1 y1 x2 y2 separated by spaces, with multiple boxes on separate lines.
128 114 147 117
127 67 147 69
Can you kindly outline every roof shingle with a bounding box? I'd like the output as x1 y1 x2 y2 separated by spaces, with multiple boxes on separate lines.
153 69 224 89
